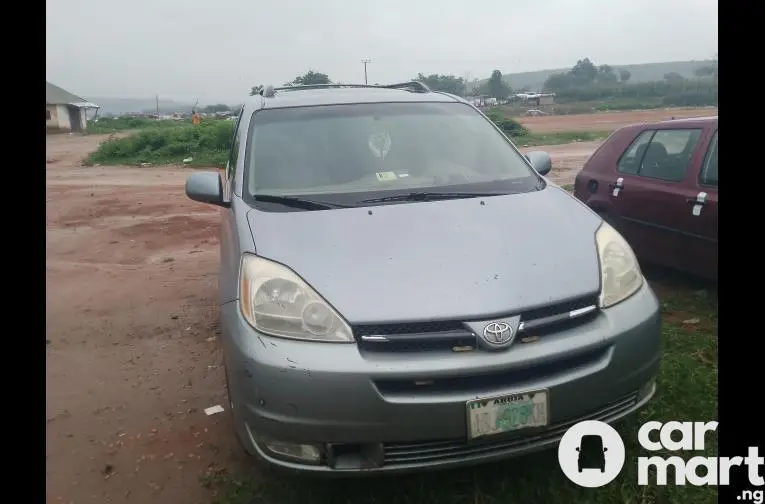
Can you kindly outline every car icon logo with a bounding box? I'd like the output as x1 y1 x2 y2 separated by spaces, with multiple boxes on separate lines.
576 434 608 472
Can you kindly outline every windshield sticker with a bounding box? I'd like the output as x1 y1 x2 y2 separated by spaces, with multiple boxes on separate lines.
375 171 398 181
368 132 392 159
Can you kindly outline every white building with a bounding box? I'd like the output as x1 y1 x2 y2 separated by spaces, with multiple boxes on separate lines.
46 82 99 133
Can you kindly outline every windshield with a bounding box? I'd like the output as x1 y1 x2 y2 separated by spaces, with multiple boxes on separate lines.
243 102 539 205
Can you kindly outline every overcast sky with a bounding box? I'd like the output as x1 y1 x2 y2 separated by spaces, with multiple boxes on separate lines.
46 0 717 104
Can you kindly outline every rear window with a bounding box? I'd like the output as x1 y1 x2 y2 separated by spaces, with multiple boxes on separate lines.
244 102 536 197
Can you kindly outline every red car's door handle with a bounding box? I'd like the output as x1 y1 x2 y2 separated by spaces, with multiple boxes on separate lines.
686 198 705 205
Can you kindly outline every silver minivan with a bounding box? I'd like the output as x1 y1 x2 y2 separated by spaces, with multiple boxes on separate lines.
185 82 660 474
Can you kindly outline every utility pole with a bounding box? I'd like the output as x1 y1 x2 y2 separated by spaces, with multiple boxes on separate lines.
361 59 372 84
155 94 159 118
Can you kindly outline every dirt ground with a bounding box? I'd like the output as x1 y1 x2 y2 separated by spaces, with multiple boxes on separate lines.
45 109 687 503
46 134 246 504
517 107 717 133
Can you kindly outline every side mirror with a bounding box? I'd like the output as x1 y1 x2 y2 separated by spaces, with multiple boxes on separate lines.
603 447 608 452
526 150 552 176
575 447 580 452
185 172 228 207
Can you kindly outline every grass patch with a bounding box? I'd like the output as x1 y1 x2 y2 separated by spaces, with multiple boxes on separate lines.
87 116 191 134
207 273 718 504
85 120 233 168
514 130 612 147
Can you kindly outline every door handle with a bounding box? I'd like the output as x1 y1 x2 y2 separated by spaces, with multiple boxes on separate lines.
687 192 708 205
608 178 624 190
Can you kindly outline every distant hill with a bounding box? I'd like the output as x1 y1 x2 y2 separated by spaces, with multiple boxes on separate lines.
87 97 196 116
480 60 716 92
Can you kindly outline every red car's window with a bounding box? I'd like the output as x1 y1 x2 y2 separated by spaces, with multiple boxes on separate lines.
617 130 654 175
700 130 718 187
618 128 703 182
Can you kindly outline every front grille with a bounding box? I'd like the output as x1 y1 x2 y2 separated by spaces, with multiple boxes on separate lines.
354 294 600 352
520 295 598 322
382 391 638 466
374 346 609 396
354 320 464 337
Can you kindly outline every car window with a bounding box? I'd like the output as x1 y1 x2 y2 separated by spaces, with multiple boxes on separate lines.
244 102 537 197
617 130 654 175
700 130 718 187
637 129 703 182
225 108 243 198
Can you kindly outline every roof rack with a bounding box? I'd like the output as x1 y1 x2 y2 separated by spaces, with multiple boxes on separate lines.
381 81 432 93
260 81 432 97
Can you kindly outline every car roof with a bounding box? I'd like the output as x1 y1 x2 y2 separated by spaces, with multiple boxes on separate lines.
244 83 463 111
629 115 718 130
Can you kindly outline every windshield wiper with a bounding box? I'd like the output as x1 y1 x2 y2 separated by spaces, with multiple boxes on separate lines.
357 191 506 205
253 194 352 210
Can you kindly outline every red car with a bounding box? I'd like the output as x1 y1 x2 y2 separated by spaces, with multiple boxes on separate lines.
573 116 718 281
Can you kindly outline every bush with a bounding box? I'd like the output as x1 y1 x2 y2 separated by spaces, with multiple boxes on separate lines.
662 93 717 107
87 120 234 167
87 116 191 134
486 111 529 137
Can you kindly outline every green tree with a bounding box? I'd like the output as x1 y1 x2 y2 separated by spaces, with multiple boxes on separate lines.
693 66 716 78
597 65 618 84
663 72 685 85
201 104 232 113
543 72 572 92
291 70 332 86
618 69 631 84
570 58 598 85
487 69 511 99
249 85 264 96
415 73 467 96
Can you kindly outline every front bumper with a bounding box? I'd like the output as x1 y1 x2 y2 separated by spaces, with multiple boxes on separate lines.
220 282 661 473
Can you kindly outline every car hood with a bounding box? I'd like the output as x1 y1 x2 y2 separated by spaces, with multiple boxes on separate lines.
246 187 603 324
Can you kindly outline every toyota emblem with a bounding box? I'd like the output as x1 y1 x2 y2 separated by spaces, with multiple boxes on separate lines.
482 322 514 345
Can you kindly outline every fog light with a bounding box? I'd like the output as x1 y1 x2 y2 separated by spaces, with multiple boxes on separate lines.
639 379 657 400
261 438 322 463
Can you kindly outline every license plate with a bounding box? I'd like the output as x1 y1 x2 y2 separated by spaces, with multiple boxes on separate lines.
466 390 549 439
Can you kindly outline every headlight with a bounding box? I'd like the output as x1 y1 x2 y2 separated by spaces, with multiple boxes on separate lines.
595 222 643 308
239 254 354 342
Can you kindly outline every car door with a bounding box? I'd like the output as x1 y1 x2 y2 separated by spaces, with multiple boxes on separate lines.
682 128 718 280
606 127 706 273
219 108 244 305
